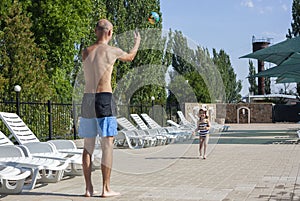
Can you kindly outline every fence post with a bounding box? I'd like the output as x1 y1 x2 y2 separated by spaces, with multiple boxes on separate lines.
47 100 53 140
72 101 77 140
161 104 164 126
127 104 130 120
14 85 21 116
168 104 171 120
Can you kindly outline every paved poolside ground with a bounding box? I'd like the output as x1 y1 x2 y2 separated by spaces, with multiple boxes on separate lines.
1 123 300 201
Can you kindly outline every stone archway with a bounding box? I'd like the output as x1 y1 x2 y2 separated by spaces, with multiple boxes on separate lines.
237 106 250 124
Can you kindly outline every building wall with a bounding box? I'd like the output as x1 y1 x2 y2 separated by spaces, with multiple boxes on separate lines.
184 103 273 124
222 103 273 123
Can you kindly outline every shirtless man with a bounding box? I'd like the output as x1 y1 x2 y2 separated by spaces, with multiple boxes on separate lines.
78 19 140 197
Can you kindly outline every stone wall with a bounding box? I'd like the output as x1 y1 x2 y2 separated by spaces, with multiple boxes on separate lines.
184 103 273 124
224 103 273 123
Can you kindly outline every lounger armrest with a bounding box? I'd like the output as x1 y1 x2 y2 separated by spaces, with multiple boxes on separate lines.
19 142 58 155
0 145 25 157
48 140 77 151
0 165 31 180
166 120 180 128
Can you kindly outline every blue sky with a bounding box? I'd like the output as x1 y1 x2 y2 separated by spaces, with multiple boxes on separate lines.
160 0 293 96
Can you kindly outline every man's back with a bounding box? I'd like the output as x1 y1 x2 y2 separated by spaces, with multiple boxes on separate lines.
83 43 124 93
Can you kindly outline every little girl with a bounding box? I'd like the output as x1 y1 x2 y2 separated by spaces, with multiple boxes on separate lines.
194 107 210 159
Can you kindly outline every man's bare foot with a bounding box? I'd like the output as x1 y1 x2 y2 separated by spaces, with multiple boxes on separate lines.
101 190 120 198
84 187 94 197
84 191 93 197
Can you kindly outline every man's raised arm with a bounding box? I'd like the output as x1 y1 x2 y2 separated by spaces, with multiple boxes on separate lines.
119 31 141 62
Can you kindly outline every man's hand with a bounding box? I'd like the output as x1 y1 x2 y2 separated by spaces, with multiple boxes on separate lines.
134 29 141 43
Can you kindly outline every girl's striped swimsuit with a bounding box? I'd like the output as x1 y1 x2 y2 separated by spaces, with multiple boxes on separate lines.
198 122 209 137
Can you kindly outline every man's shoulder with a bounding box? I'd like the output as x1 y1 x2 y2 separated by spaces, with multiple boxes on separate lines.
87 44 100 52
105 45 126 58
107 45 122 52
91 44 122 53
83 44 99 60
84 44 125 61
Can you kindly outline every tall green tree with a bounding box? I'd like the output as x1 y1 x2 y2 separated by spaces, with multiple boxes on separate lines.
287 0 300 38
248 60 258 95
168 30 233 104
212 49 242 103
167 30 205 104
0 0 15 95
265 77 271 94
287 0 300 95
25 0 92 102
0 0 13 26
171 30 196 74
194 46 224 103
0 1 52 101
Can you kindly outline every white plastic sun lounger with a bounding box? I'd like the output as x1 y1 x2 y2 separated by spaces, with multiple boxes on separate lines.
0 131 69 189
0 112 82 153
130 114 175 144
130 114 167 145
0 145 68 190
0 164 31 194
0 112 83 176
117 117 157 147
140 113 191 140
188 112 198 127
177 111 197 129
115 130 145 149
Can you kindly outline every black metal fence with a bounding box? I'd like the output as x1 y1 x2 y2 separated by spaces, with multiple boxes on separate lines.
0 100 74 142
0 100 181 142
273 103 300 122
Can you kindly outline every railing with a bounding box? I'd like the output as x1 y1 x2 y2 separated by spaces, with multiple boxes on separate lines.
0 100 74 142
252 36 272 44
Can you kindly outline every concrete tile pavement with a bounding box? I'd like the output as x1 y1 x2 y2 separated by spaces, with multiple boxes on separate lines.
1 123 300 201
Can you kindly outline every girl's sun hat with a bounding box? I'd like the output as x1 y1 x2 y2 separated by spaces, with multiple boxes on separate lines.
199 104 207 111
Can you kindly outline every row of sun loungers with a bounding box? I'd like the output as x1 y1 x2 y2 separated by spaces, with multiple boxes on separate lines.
114 110 232 149
115 113 193 149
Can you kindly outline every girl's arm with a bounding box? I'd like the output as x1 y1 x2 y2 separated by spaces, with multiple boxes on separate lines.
206 119 211 130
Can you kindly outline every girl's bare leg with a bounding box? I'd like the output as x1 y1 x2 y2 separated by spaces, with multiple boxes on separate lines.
199 137 204 158
203 135 209 159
